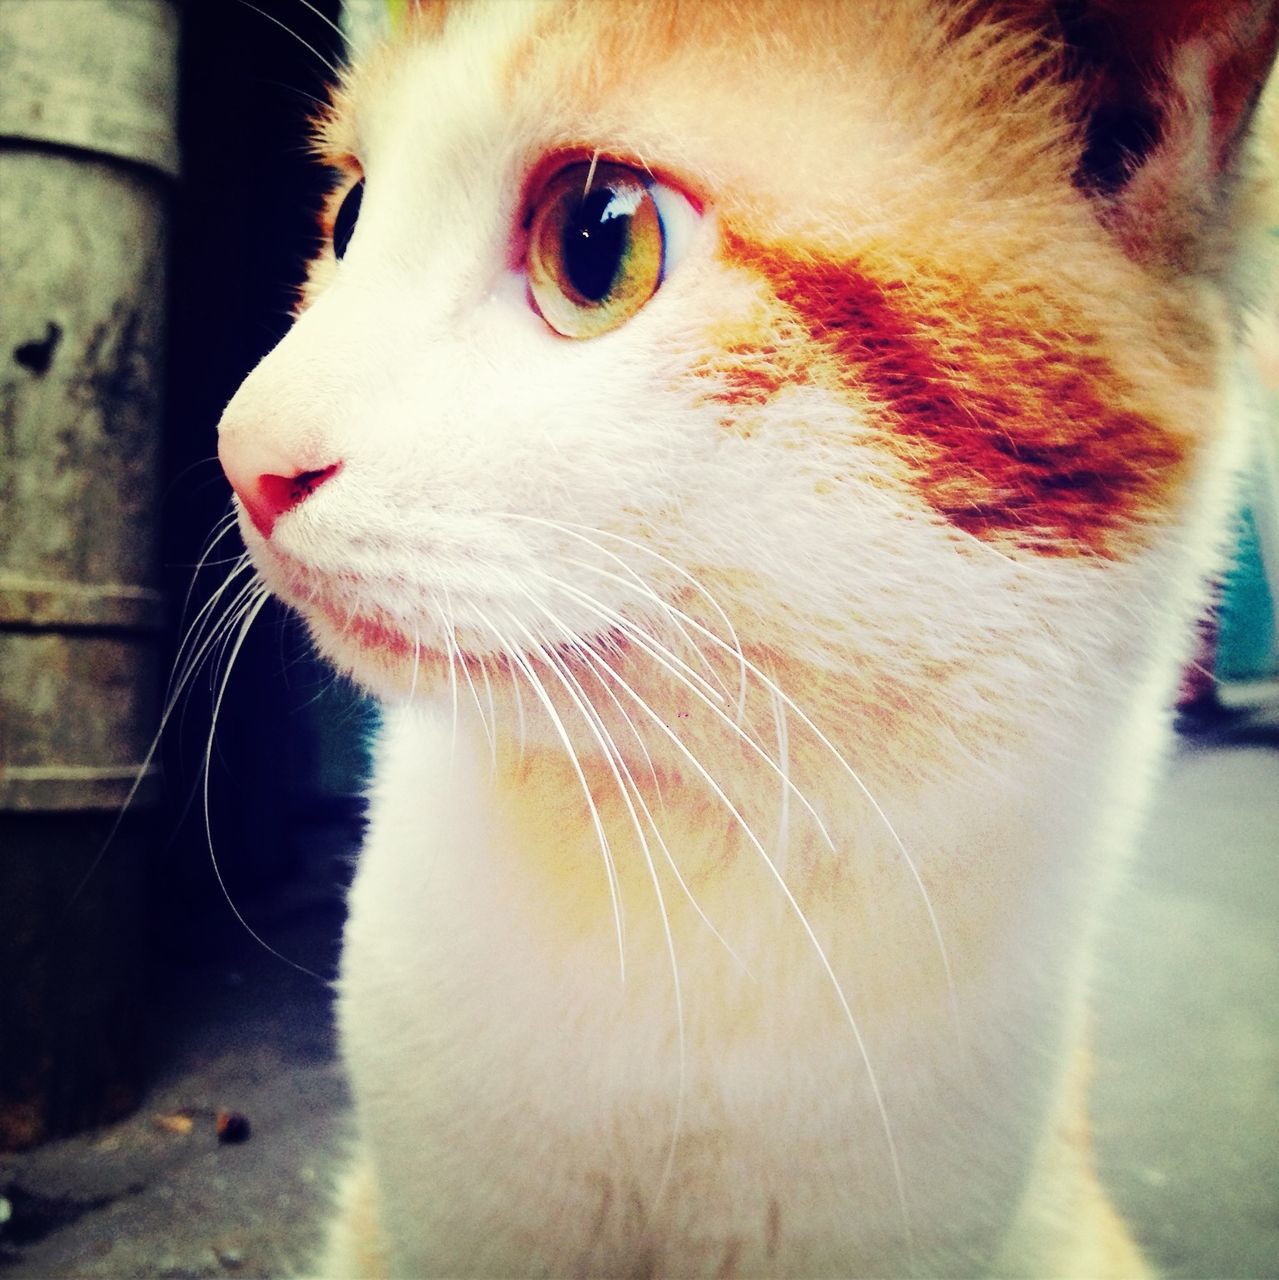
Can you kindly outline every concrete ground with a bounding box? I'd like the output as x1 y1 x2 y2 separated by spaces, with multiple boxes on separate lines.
0 893 349 1280
1093 720 1279 1280
1 716 1276 1279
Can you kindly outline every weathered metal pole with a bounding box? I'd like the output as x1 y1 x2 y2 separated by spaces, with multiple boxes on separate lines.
0 0 178 1149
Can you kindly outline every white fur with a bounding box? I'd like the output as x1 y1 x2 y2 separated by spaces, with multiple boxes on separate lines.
214 2 1266 1275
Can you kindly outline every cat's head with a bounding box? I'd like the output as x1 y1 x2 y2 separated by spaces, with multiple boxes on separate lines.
217 0 1275 766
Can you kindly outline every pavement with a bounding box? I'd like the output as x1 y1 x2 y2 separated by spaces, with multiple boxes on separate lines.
0 888 348 1280
1 713 1276 1280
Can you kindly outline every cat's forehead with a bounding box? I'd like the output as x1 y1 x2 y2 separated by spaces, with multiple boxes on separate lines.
325 2 543 166
327 0 1076 238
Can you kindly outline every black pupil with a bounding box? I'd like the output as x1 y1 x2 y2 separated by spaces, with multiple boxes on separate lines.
333 179 364 259
562 186 630 302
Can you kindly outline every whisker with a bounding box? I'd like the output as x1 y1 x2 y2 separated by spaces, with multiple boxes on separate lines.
205 574 269 700
675 615 961 1050
408 624 422 703
573 632 665 808
478 653 499 776
290 0 349 49
252 75 332 112
530 565 728 707
513 584 750 974
531 569 840 855
769 677 792 875
202 579 278 778
428 602 462 765
237 0 343 78
169 558 259 706
509 645 528 762
575 648 753 979
502 607 688 1205
583 148 601 195
168 515 249 668
545 516 751 711
202 584 322 979
32 561 261 941
443 586 496 764
490 621 628 981
532 526 956 1046
496 512 743 704
496 514 955 1070
584 633 914 1247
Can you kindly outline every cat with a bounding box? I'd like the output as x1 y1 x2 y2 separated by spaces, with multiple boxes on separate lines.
215 1 1278 1275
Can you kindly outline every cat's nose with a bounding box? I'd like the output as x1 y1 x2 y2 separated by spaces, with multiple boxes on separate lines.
218 432 341 539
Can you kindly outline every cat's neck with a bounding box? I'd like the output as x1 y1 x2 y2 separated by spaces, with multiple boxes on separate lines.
375 697 1097 1032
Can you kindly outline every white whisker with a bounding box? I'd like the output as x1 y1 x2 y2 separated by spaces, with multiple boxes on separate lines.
585 636 914 1247
514 584 750 974
168 551 257 702
46 555 262 930
290 0 349 49
238 0 342 77
769 676 792 875
435 603 462 766
575 646 753 979
678 615 961 1049
531 568 840 856
540 562 729 706
442 586 497 762
501 607 688 1206
497 512 744 704
171 509 242 638
409 625 422 703
528 525 956 1046
201 585 321 979
509 649 528 762
491 623 628 981
479 655 499 776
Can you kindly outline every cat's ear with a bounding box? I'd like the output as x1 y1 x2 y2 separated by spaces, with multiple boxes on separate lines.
1053 0 1278 267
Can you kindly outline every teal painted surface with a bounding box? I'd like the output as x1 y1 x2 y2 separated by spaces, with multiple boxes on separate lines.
1217 504 1278 681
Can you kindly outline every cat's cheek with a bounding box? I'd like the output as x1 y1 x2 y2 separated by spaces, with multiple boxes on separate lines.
297 255 337 313
481 268 568 342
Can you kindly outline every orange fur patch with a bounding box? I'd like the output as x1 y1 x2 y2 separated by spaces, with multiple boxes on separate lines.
714 224 1188 556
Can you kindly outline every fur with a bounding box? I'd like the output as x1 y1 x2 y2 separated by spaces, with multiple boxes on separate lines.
216 1 1278 1275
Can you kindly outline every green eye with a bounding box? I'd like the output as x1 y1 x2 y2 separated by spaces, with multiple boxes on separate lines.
527 162 665 339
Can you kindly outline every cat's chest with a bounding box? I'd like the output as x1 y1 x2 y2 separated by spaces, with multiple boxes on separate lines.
343 705 1084 1114
339 752 1051 1280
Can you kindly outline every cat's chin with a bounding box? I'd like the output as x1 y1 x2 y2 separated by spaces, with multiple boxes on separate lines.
302 594 635 703
304 606 443 698
252 544 442 684
313 628 444 701
312 604 418 659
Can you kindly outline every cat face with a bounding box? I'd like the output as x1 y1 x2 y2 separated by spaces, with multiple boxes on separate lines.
217 0 1239 772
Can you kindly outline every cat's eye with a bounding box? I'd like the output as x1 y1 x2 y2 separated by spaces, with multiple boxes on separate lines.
526 161 696 339
333 179 364 259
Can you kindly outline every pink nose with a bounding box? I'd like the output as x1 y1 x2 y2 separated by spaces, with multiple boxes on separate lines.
218 433 341 539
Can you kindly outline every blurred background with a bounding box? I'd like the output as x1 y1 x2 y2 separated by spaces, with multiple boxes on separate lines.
1 1 378 1271
0 1 1275 1276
